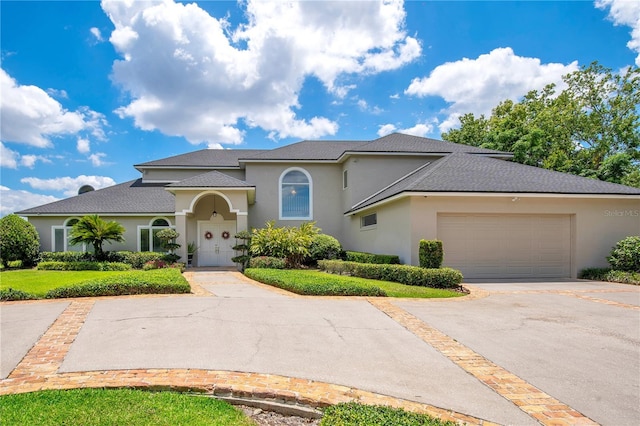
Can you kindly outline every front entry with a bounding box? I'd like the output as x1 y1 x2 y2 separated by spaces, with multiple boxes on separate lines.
198 221 236 267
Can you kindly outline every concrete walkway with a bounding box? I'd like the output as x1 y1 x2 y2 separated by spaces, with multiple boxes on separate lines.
1 271 638 425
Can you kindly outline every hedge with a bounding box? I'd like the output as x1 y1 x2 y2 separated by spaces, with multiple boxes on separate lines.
318 260 463 289
40 251 168 269
345 251 400 265
37 261 132 271
44 269 190 298
419 239 443 269
579 267 640 285
0 288 38 301
249 256 287 269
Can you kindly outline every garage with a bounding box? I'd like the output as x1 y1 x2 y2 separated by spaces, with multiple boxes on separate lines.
437 214 572 279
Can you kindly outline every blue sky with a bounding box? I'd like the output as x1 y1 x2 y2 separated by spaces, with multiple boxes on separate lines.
1 0 639 215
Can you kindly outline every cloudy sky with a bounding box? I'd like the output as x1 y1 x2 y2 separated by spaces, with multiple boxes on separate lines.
1 0 639 215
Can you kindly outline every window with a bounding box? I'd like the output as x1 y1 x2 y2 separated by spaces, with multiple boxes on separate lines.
52 218 88 252
280 168 312 220
361 213 377 228
138 218 174 252
343 169 348 189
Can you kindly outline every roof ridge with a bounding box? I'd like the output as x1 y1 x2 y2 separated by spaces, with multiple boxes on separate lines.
350 160 434 210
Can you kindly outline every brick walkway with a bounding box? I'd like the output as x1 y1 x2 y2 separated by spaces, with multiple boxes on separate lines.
3 274 627 425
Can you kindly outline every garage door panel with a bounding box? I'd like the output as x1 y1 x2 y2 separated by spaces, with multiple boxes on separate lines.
438 214 571 279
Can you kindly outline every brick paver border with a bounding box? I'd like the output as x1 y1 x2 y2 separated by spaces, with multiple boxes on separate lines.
368 298 599 426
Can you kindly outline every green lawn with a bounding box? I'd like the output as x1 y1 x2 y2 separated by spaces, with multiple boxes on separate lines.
245 268 463 298
0 270 126 296
0 389 253 426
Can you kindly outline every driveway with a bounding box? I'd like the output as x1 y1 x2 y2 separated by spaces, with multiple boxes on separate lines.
1 273 638 425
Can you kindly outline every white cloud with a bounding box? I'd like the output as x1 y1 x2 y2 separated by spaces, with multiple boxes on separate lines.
405 47 578 132
102 0 420 145
46 88 68 99
390 93 400 99
0 69 107 147
77 137 90 153
90 27 104 42
20 155 50 168
596 0 640 66
377 121 434 137
21 175 116 197
0 142 19 168
88 152 107 167
0 186 60 217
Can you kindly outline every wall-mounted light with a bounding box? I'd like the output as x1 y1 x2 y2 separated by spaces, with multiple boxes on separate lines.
212 197 218 217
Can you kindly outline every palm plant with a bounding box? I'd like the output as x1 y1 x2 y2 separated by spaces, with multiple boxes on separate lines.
69 215 125 260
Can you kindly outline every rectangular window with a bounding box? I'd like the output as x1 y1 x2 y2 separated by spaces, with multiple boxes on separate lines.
361 213 377 228
140 228 150 252
54 228 65 252
343 170 348 189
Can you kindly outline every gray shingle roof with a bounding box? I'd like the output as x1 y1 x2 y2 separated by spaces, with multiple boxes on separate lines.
167 171 253 188
16 179 175 215
240 141 367 161
352 133 509 155
350 153 640 212
135 149 265 168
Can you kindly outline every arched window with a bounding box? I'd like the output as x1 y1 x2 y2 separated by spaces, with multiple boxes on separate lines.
279 168 312 220
52 217 88 252
138 217 174 252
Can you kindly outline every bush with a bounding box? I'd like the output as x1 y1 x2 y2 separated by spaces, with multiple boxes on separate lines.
579 267 640 285
251 221 319 268
307 234 343 264
39 251 167 269
40 252 94 263
44 269 190 298
607 236 640 272
345 251 400 265
0 288 38 301
249 256 286 269
37 261 132 271
244 268 386 296
419 240 443 269
0 214 40 268
321 402 456 426
142 260 185 271
319 260 463 289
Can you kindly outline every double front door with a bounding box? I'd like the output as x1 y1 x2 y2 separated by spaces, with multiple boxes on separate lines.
198 222 236 267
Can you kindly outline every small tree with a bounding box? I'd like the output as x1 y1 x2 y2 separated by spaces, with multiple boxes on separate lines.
69 215 125 261
231 230 252 271
0 214 40 268
156 228 181 263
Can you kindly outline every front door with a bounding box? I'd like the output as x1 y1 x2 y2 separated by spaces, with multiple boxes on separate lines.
198 221 236 267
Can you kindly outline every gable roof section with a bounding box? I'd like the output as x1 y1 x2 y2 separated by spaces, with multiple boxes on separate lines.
240 141 367 161
135 149 266 169
16 179 175 215
166 171 254 188
349 153 640 213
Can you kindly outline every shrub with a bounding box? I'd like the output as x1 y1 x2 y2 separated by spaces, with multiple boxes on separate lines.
142 260 185 271
0 214 40 268
249 256 286 269
321 402 457 426
117 251 167 269
37 261 131 271
319 260 463 289
607 236 640 272
0 288 38 301
44 269 190 298
307 234 343 264
345 251 400 265
244 268 386 296
251 221 319 268
579 267 640 285
231 230 252 271
419 239 443 269
40 252 93 263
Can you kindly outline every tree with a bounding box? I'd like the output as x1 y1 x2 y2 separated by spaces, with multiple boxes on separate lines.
69 215 125 261
0 214 40 268
155 228 181 263
443 62 640 187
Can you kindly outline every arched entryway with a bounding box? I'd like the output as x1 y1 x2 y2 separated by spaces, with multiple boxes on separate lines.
190 193 237 267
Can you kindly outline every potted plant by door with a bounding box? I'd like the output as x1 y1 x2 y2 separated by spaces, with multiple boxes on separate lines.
187 242 198 267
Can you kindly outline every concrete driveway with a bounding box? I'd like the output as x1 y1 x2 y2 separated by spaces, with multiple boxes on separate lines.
1 273 638 425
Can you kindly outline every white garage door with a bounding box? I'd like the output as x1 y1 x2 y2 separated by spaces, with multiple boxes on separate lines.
437 214 572 279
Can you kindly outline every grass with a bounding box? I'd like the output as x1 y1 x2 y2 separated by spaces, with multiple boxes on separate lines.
321 402 457 425
245 268 463 298
0 268 191 300
0 388 254 426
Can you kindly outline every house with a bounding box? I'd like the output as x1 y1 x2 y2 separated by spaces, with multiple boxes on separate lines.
17 133 640 279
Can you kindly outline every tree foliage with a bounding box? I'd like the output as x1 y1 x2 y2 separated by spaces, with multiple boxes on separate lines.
0 214 40 268
442 62 640 187
69 215 125 261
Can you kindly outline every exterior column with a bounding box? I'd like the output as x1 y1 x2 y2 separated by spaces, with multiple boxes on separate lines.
175 213 188 264
236 212 248 234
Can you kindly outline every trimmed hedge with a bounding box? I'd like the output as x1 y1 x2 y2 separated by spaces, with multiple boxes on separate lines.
318 260 463 289
249 256 287 269
345 251 400 265
0 288 38 301
44 269 190 298
37 261 132 271
321 402 457 426
579 267 640 285
419 239 443 269
244 268 386 296
40 251 168 269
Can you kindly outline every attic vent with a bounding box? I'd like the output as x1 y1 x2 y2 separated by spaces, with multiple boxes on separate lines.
78 185 95 195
